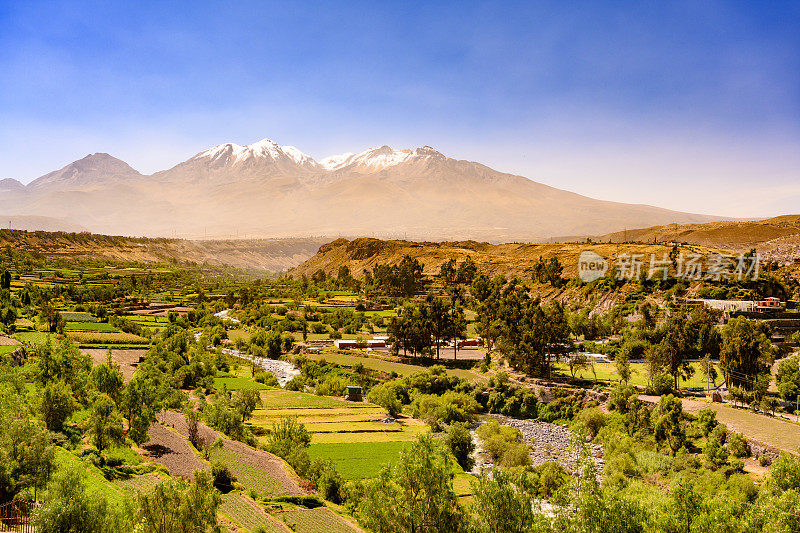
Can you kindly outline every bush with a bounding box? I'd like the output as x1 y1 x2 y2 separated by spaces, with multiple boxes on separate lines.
576 408 606 440
367 382 402 418
727 432 751 458
697 408 718 437
444 421 475 471
211 461 237 493
477 420 528 467
608 384 637 413
647 374 673 395
254 371 278 386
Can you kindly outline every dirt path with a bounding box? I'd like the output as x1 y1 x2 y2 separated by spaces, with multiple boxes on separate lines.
640 395 800 453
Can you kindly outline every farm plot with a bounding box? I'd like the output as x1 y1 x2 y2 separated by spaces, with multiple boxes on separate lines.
308 441 411 479
66 331 149 345
158 410 303 498
305 352 486 384
142 422 207 480
219 493 286 533
13 331 55 345
114 472 165 494
81 348 146 381
64 322 120 332
280 507 360 533
250 389 426 478
61 311 98 322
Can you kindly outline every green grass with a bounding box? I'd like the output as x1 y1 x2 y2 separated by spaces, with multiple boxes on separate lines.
0 345 20 355
258 389 371 410
61 312 98 322
105 445 143 465
308 441 411 479
54 448 126 505
214 375 270 391
13 331 55 345
306 351 486 383
553 361 721 390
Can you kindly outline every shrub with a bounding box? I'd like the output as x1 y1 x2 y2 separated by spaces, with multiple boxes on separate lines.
608 383 637 413
697 408 718 437
727 432 751 458
576 407 606 440
211 461 236 493
647 374 673 395
444 421 475 471
254 371 278 386
367 382 402 418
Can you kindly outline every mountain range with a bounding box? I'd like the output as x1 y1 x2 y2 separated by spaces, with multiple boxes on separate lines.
0 139 723 240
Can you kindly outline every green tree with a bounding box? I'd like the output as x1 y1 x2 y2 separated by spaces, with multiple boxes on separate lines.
356 434 466 533
616 351 632 384
88 393 125 453
444 421 475 471
470 469 539 533
653 394 686 454
34 467 134 533
234 387 262 423
137 470 222 533
720 316 774 390
91 354 124 402
39 380 78 432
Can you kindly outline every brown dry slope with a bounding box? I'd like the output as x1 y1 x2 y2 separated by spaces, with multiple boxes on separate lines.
0 229 327 271
596 215 800 261
289 237 725 280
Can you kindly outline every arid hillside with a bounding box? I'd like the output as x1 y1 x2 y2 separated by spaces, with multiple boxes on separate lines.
288 237 725 280
0 230 328 272
596 215 800 262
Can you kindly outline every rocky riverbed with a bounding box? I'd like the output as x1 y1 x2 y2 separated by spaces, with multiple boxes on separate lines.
474 415 604 475
221 348 301 387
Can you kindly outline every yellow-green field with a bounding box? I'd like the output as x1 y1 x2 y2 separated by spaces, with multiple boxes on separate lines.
306 351 487 384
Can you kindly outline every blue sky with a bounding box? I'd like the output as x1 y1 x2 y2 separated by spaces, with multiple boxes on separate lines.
1 0 798 217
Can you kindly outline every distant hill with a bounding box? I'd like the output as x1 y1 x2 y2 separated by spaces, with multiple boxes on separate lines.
288 237 724 280
595 215 800 261
0 215 88 233
0 230 328 272
1 138 722 241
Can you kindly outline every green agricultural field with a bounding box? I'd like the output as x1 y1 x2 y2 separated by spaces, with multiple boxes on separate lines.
61 311 98 322
219 492 283 533
207 448 284 498
306 351 487 383
214 374 270 391
308 441 411 479
13 331 55 345
258 389 371 410
64 322 120 332
280 507 359 533
0 345 19 355
553 361 721 390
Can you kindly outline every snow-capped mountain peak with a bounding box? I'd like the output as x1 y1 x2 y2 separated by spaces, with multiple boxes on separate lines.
194 139 318 167
320 145 440 171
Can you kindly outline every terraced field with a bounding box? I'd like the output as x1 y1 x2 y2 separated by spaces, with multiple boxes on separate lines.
280 507 359 533
251 388 427 479
220 493 286 533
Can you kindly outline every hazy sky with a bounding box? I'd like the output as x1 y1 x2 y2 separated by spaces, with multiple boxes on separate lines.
1 0 798 218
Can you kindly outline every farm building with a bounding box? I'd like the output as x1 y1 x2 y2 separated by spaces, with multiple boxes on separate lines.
333 339 386 349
